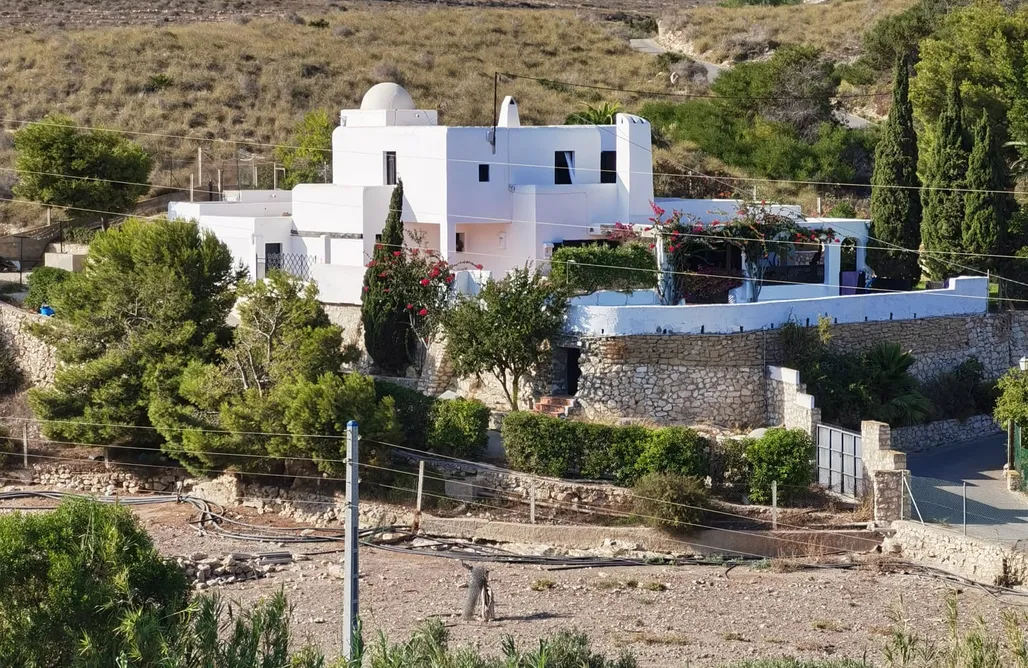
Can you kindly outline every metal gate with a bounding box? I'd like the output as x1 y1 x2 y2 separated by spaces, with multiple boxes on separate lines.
816 424 864 499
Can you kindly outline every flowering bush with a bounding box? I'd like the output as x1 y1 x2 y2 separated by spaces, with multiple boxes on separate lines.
365 233 474 375
648 202 836 303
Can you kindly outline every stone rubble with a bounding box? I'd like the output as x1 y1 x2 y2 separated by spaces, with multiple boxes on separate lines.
172 551 297 589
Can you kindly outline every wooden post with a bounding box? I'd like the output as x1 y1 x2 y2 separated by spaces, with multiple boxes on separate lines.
771 480 778 530
416 460 425 514
530 482 537 524
217 169 223 197
189 174 194 202
22 424 28 469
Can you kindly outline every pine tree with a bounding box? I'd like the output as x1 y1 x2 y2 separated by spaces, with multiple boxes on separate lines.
921 83 969 281
962 110 1010 271
361 180 411 374
867 55 921 284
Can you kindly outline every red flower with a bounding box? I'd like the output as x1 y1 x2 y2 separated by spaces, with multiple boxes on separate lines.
429 268 440 278
378 271 388 278
420 278 430 286
382 288 390 293
362 286 369 292
648 243 655 249
412 248 419 255
418 308 428 316
374 244 383 250
474 264 484 270
365 260 376 268
445 275 454 283
650 202 666 217
392 250 402 257
406 303 414 310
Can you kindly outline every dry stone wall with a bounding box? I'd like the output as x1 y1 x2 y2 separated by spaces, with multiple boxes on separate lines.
25 463 188 495
884 520 1028 585
575 333 767 426
0 302 56 386
891 415 1003 453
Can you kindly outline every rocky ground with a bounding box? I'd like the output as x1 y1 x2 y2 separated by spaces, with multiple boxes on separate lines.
64 500 1015 667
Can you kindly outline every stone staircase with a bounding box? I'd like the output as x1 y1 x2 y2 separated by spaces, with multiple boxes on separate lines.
533 395 578 418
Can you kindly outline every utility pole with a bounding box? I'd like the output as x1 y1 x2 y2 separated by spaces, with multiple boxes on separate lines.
343 420 360 663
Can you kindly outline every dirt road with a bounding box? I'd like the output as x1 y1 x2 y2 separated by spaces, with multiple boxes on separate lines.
122 501 1015 667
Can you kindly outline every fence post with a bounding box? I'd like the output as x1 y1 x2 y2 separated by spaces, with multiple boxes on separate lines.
530 482 537 524
416 460 425 514
771 480 778 530
963 482 967 536
189 174 194 202
343 421 360 663
22 424 28 469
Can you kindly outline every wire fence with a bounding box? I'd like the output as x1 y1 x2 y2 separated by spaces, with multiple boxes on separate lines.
904 474 1028 543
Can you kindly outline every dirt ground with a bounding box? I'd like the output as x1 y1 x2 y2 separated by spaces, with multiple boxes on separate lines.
64 500 1013 667
0 0 723 28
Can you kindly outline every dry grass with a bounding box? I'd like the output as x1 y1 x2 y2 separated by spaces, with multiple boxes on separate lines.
0 9 661 228
661 0 918 64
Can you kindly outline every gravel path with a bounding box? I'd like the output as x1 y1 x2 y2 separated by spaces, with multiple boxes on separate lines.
124 502 1019 667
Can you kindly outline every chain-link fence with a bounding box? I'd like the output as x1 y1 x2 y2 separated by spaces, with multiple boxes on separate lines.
904 474 1028 543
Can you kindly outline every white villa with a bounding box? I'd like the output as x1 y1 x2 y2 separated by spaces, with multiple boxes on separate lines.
168 82 878 306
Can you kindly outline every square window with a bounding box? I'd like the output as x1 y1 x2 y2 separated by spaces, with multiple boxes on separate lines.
455 232 466 253
384 151 397 185
478 164 490 182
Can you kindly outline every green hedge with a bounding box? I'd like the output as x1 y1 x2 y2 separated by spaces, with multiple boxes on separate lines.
427 397 491 458
746 428 814 504
549 243 657 294
502 412 710 485
374 380 490 458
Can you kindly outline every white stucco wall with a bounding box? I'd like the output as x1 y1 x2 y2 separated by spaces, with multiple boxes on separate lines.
566 277 989 336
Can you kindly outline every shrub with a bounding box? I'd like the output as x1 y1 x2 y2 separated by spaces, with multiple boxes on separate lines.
549 242 657 294
710 436 751 499
632 472 708 533
0 499 189 667
503 412 710 485
922 357 997 422
24 266 70 311
0 333 20 396
635 427 711 480
746 428 815 504
374 379 436 449
427 398 490 458
502 411 584 478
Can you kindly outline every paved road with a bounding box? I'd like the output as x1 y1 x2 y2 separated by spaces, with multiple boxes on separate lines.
907 433 1028 546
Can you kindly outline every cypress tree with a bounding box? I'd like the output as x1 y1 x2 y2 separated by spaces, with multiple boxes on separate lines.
361 180 411 374
962 110 1010 271
921 83 969 281
867 55 921 284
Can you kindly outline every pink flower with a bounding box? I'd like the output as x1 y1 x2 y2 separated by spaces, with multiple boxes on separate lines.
412 248 419 255
474 264 484 270
392 250 402 257
374 244 383 250
406 303 414 310
378 272 388 278
418 308 428 316
650 202 666 217
445 275 454 283
363 286 369 292
420 278 430 286
648 243 655 249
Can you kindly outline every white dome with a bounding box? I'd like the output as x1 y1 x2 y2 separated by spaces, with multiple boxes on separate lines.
360 82 415 111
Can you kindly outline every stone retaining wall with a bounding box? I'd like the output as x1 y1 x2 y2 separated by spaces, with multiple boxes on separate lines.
26 463 188 495
884 520 1028 586
765 366 819 434
890 415 1002 453
0 301 56 386
404 455 633 510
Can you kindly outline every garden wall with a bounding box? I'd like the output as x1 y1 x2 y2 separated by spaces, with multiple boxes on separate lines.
884 520 1028 586
0 301 56 386
890 415 1003 453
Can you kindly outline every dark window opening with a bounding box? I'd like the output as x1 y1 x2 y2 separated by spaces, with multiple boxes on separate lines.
375 234 382 243
384 151 397 185
478 164 490 182
600 150 616 184
265 242 282 271
455 232 466 252
554 151 573 185
566 348 582 396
